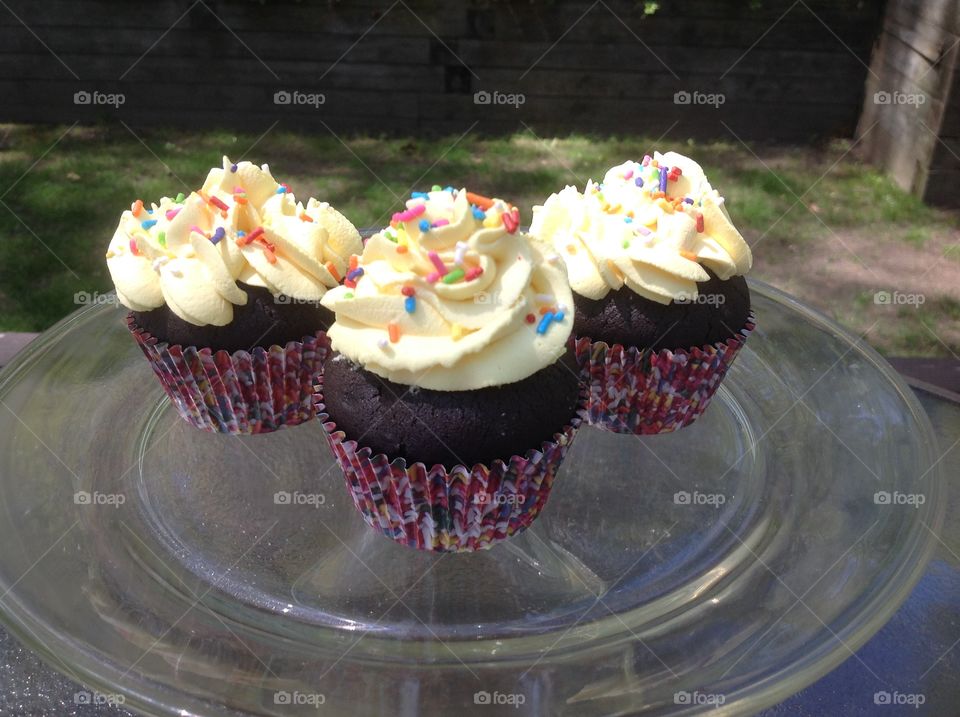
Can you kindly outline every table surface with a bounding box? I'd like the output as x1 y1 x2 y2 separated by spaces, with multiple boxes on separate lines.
0 333 956 717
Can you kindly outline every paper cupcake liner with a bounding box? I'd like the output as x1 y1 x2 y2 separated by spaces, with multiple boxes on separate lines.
313 387 581 553
574 313 756 435
127 314 327 434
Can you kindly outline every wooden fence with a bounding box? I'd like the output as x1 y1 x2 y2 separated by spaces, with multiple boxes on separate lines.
0 0 884 140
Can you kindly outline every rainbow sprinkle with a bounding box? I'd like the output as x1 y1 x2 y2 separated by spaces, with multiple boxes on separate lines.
141 219 157 230
442 267 465 284
393 203 426 223
175 192 185 203
536 312 554 335
209 196 229 211
211 227 225 245
427 251 447 276
404 296 416 313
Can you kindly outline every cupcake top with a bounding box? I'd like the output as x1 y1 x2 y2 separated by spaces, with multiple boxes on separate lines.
530 151 752 304
321 187 574 391
105 157 361 326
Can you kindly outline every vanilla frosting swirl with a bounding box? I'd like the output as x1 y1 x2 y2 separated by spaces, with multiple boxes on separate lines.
530 151 752 304
321 188 573 391
106 156 361 326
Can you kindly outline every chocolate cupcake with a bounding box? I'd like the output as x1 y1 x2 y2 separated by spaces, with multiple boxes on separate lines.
106 156 361 433
317 187 581 552
530 152 755 434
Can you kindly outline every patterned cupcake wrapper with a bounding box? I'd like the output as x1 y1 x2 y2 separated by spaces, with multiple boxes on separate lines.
314 389 581 553
127 314 327 434
575 312 756 435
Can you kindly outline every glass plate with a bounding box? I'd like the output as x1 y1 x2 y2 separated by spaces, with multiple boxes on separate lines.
0 281 944 716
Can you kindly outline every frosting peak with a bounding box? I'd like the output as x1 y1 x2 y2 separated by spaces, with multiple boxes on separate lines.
321 188 573 391
530 151 752 304
106 157 362 326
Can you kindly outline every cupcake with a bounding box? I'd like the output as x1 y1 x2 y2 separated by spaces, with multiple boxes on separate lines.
530 151 755 434
106 156 362 434
316 187 581 552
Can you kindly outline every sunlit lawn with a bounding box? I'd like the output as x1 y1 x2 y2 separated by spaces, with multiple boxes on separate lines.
1 123 957 356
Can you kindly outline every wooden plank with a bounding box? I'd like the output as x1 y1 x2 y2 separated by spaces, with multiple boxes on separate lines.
928 138 960 170
458 39 865 76
482 11 877 53
921 169 960 205
474 66 861 104
0 1 469 36
0 81 422 119
0 54 446 92
0 28 433 65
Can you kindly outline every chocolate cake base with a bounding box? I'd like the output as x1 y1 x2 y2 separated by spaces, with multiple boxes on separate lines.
131 284 333 353
321 352 582 469
573 268 751 351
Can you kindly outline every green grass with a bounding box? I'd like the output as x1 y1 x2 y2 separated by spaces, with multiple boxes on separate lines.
0 124 957 356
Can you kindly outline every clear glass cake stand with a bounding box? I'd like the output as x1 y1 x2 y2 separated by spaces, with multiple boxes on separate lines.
0 280 945 716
